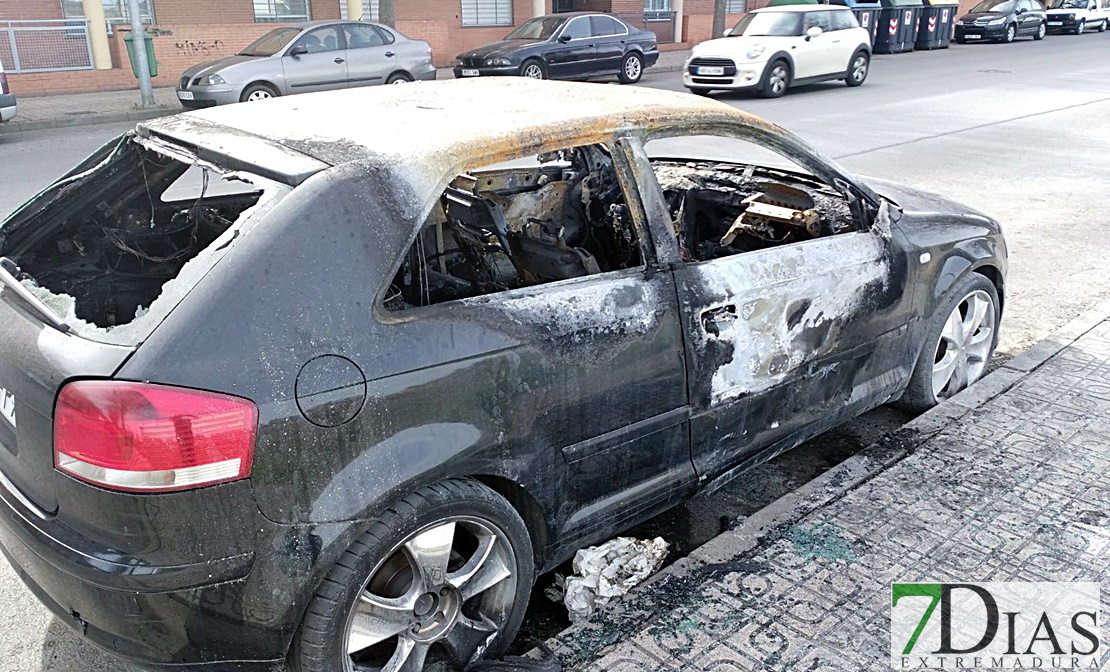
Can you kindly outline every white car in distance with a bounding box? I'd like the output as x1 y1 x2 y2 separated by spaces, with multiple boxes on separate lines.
684 6 872 98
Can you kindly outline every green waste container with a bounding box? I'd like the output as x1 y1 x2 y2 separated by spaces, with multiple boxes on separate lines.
872 0 924 53
916 0 958 48
830 0 883 46
124 30 158 78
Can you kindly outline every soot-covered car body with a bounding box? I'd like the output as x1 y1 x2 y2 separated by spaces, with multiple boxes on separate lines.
0 80 1005 671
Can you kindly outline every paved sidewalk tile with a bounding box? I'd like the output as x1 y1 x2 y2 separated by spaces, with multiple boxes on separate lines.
547 321 1110 670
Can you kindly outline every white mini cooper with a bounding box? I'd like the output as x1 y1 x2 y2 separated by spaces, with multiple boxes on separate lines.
684 5 872 98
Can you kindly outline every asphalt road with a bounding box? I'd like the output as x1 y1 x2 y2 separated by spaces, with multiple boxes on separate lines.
1 33 1109 671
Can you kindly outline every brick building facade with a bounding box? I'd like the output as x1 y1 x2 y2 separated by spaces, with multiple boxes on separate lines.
0 0 745 96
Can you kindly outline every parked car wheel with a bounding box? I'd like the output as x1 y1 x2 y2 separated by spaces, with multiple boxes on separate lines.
387 72 414 84
292 479 533 672
1034 21 1047 39
520 59 546 79
759 60 790 98
1000 23 1016 42
688 87 713 96
1074 19 1086 34
1098 18 1107 31
618 52 644 84
240 83 278 103
845 51 869 87
898 273 999 413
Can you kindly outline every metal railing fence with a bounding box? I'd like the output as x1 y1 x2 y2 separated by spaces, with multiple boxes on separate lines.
615 11 678 43
0 19 95 74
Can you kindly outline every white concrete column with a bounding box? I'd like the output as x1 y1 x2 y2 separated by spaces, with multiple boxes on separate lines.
346 0 363 19
532 0 547 17
673 0 684 42
81 0 112 70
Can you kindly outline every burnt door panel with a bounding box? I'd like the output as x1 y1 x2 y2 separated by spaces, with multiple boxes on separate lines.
674 229 910 481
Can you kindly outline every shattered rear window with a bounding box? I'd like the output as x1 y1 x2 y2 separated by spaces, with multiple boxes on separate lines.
0 132 288 345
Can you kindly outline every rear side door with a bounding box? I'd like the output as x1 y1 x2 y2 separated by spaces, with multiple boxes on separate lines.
589 15 626 74
281 24 348 93
341 23 394 87
547 16 596 78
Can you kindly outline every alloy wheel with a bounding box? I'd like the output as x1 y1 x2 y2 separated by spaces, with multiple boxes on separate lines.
931 289 996 400
521 63 544 79
342 517 518 672
624 56 642 81
1036 22 1047 38
1076 20 1085 34
247 89 272 101
851 55 868 82
1006 24 1016 41
769 64 788 95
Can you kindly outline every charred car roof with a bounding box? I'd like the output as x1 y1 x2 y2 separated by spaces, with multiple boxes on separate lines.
137 78 878 211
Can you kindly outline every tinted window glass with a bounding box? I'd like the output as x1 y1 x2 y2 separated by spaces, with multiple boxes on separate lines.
970 0 1015 11
374 25 397 44
240 28 300 56
590 15 619 36
562 17 591 39
802 11 835 31
343 24 385 49
293 26 343 54
505 15 567 39
732 12 802 36
830 10 858 30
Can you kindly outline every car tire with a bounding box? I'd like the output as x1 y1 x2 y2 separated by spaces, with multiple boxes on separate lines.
618 52 644 84
240 82 278 103
386 72 414 85
1000 23 1016 42
845 50 869 87
1034 21 1047 39
520 59 546 80
1075 19 1085 34
292 478 534 672
897 272 999 413
1098 18 1107 31
688 87 713 96
759 60 790 98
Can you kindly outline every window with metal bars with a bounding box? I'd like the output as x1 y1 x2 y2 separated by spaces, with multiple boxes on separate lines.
461 0 513 27
253 0 310 22
60 0 154 25
727 0 747 13
339 0 380 20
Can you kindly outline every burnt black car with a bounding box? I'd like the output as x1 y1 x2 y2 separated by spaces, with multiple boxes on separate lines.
955 0 1049 42
0 80 1005 671
453 12 659 83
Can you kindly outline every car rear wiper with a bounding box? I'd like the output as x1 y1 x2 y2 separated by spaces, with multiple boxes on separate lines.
0 257 70 333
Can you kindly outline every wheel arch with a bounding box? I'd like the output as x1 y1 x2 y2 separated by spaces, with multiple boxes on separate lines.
766 51 796 75
473 474 549 571
386 69 415 82
242 79 280 97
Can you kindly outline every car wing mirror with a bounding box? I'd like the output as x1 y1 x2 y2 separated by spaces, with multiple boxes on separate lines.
1016 7 1027 13
805 26 824 39
288 44 309 57
723 27 734 36
557 34 571 43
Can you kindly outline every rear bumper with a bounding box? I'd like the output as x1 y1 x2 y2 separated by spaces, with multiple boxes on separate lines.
0 92 16 122
413 62 437 81
0 475 290 669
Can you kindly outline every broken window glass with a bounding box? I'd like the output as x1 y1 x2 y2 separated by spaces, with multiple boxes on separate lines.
0 133 285 342
385 143 643 312
645 135 857 262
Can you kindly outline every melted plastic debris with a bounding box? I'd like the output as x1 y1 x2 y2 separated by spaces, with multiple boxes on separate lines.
555 536 669 623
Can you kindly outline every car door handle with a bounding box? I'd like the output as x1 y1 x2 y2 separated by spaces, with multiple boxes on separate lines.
334 57 345 64
385 51 395 58
701 304 738 336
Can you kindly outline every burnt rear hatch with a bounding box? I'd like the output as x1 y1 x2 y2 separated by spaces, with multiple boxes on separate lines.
0 131 294 513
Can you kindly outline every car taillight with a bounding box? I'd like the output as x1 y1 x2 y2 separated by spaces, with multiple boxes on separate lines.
54 381 257 493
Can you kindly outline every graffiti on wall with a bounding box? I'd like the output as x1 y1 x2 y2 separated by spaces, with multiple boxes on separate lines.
175 39 226 57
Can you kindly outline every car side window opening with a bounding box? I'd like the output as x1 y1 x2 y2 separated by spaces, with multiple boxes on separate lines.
830 10 858 30
561 17 591 40
385 144 644 312
589 15 619 36
344 24 385 49
295 26 343 54
804 11 834 31
644 135 858 263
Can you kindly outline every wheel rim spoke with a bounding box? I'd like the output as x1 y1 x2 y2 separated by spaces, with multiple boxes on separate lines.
941 309 963 348
404 522 456 592
347 590 418 654
441 614 499 667
381 638 430 672
932 351 961 395
448 531 512 602
962 295 989 342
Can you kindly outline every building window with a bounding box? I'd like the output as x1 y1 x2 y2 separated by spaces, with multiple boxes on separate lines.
339 0 380 20
253 0 311 22
726 0 746 12
644 0 672 10
60 0 155 24
461 0 513 27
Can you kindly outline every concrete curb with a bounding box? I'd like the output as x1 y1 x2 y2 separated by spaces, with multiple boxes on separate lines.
0 62 689 136
0 106 177 135
539 295 1110 663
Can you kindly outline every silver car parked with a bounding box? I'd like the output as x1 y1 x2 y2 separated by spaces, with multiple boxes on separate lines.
176 20 436 108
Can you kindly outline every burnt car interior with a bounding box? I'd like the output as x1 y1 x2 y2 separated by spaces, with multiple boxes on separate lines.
385 143 643 311
649 157 857 263
0 137 262 328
